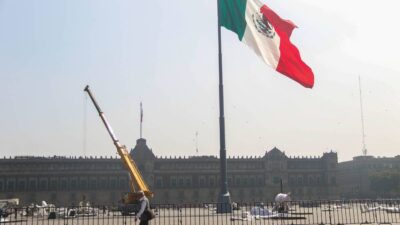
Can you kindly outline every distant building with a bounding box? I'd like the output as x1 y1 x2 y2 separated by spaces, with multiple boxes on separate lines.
0 155 130 205
338 155 400 198
0 138 339 205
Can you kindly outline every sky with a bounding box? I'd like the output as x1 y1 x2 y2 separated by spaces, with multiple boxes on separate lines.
0 0 399 162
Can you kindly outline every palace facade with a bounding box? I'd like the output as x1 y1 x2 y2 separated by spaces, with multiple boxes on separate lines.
0 138 346 205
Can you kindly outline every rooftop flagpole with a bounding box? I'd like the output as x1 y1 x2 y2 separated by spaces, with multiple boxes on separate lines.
140 102 143 139
217 0 232 213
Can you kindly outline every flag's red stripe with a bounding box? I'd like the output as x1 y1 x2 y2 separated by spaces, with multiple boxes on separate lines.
260 5 314 88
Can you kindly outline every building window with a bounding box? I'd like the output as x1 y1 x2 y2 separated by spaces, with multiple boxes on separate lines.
89 179 97 189
0 181 3 191
331 177 336 185
199 178 205 187
209 177 215 187
50 180 58 190
242 177 247 186
249 177 255 186
297 177 303 186
109 179 116 189
185 178 191 187
7 181 15 191
29 180 37 191
273 177 280 184
61 180 68 190
80 179 87 189
257 177 264 186
70 192 76 201
17 181 26 191
70 180 77 190
155 178 163 188
119 179 127 189
100 179 107 189
228 177 233 186
303 177 308 185
235 177 241 186
178 178 184 187
50 193 57 202
39 180 48 191
171 178 177 188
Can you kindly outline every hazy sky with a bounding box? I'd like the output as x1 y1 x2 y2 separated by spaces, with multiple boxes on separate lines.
0 0 399 162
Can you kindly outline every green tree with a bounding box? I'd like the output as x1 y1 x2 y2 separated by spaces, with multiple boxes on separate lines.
369 171 400 195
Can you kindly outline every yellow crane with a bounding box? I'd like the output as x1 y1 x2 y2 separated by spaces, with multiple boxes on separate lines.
84 85 153 209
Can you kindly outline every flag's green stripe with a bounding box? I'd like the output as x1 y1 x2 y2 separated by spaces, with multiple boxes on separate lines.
219 0 247 41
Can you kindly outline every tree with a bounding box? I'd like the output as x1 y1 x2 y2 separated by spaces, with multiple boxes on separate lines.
369 171 400 196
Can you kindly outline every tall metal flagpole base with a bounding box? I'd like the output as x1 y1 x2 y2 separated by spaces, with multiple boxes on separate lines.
217 193 232 213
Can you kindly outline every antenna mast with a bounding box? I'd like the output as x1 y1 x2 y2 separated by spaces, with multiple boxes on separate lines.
358 76 367 156
195 131 199 154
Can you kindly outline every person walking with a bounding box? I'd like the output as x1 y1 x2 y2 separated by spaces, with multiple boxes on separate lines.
135 191 151 225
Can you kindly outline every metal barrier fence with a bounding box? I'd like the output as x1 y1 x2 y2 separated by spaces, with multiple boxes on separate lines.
1 200 399 225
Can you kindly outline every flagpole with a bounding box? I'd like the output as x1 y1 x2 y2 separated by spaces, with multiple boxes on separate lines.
140 102 143 139
217 0 232 213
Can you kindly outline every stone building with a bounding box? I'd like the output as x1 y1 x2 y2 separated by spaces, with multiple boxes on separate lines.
338 155 400 198
0 138 338 205
0 155 130 205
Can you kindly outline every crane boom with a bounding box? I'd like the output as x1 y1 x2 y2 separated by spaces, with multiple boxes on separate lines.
84 85 153 200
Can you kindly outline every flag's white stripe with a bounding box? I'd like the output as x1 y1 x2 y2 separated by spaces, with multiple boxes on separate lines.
242 0 280 69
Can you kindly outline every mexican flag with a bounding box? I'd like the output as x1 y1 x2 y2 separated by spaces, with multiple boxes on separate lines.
220 0 314 88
